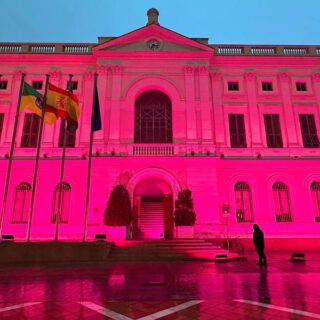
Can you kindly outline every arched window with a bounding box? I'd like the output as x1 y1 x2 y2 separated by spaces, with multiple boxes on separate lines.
12 182 31 224
52 183 71 224
134 90 172 143
273 182 292 222
311 182 320 222
235 182 253 222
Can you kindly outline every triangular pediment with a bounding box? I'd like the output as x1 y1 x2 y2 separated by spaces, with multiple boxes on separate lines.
93 24 213 53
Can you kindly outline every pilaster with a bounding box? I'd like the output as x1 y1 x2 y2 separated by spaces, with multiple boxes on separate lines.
210 72 226 146
108 65 122 142
198 66 213 143
183 66 197 142
42 71 61 147
278 72 298 146
5 71 24 146
244 72 262 146
79 71 95 145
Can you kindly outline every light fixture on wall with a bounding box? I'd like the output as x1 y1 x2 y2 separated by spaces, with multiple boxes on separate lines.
95 150 100 156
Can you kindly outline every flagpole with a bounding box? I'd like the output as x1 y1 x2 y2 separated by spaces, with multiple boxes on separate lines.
26 74 50 241
55 74 73 241
0 73 25 238
83 73 98 241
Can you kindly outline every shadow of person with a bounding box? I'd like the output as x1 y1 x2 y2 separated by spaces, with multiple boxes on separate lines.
257 268 271 304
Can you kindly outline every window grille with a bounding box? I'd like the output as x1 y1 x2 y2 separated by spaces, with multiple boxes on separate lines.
273 182 292 222
134 90 172 143
311 182 320 222
235 182 253 222
51 183 71 223
12 182 31 224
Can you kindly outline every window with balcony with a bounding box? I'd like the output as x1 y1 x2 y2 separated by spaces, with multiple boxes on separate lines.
12 182 31 224
228 82 239 91
273 182 292 222
134 90 172 143
58 119 76 147
299 114 319 147
235 182 253 222
229 114 247 147
21 114 40 147
51 183 71 224
264 114 283 148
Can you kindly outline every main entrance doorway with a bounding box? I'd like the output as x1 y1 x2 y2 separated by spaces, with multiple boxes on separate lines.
133 178 173 239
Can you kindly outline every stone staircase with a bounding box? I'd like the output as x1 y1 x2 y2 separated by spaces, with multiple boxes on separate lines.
108 239 239 261
140 201 164 239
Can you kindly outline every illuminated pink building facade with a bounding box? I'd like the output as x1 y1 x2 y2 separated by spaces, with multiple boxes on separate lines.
1 9 320 241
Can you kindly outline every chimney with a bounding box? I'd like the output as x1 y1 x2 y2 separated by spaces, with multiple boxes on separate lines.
146 8 160 26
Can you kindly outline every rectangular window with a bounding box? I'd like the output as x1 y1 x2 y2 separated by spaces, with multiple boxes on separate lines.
66 81 78 91
229 114 247 147
21 114 40 147
32 81 43 90
228 82 239 91
264 114 283 148
58 119 76 147
0 113 4 140
296 82 307 92
262 82 273 91
0 80 8 90
299 114 320 147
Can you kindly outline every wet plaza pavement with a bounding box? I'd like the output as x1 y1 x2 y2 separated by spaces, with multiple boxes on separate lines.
0 252 320 319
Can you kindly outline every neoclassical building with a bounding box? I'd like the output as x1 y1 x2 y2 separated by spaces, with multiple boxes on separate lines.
0 9 320 241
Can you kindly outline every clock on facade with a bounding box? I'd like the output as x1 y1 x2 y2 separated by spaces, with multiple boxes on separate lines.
146 39 161 51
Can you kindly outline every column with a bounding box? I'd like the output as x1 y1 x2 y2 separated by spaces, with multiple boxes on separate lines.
210 72 226 146
79 71 94 146
278 72 299 146
312 73 320 111
42 71 61 147
108 65 122 143
4 71 24 146
184 66 197 142
198 66 213 143
95 65 108 142
244 72 263 146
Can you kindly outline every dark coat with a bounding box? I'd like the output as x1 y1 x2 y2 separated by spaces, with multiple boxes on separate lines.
253 228 265 250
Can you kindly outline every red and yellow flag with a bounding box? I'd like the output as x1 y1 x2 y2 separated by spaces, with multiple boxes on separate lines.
46 83 80 131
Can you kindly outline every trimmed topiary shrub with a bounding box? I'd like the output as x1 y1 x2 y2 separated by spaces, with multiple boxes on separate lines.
174 189 196 226
104 185 132 226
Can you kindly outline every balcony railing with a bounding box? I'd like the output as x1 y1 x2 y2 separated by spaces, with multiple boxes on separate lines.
132 144 175 156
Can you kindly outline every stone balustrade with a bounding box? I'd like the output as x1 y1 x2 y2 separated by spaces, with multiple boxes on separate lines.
0 42 319 56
